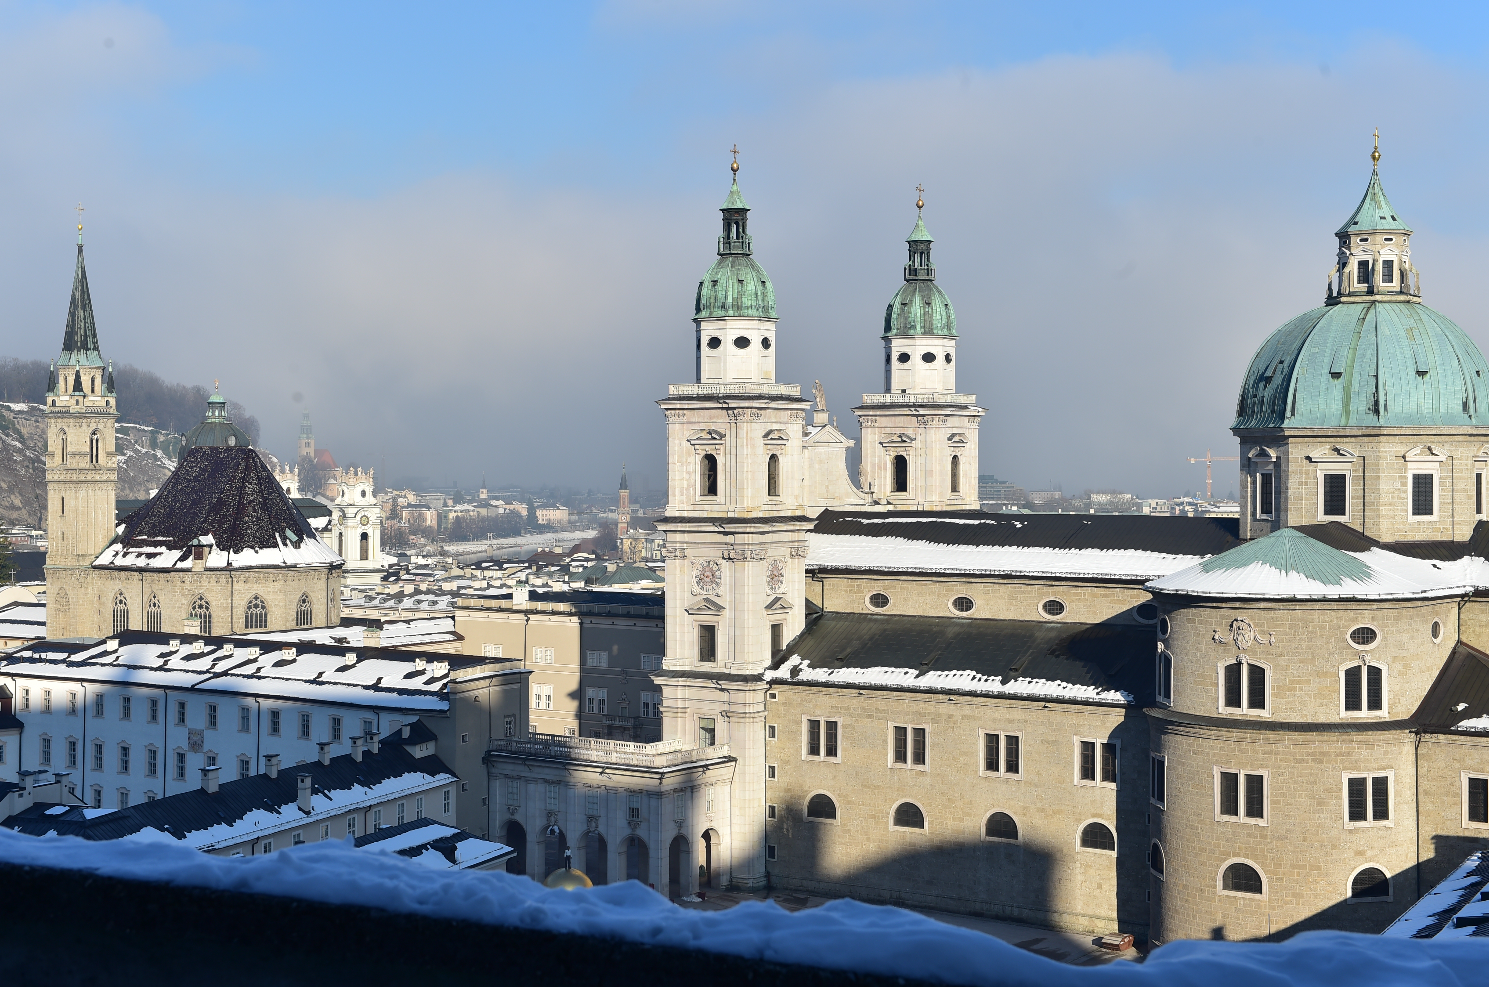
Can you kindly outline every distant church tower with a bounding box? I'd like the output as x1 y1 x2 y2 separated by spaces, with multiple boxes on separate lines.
298 413 314 462
44 224 118 638
617 464 630 538
854 193 982 509
653 158 810 891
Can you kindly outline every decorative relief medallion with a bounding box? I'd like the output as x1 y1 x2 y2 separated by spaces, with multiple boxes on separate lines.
693 559 723 596
789 545 810 558
726 409 764 422
788 411 806 422
915 416 949 426
664 411 686 421
766 559 786 594
1213 619 1275 647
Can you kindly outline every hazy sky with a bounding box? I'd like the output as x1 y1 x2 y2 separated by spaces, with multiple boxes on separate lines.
4 3 1489 498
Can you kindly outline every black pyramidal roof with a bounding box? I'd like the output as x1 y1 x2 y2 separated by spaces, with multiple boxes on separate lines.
118 446 321 553
60 243 102 361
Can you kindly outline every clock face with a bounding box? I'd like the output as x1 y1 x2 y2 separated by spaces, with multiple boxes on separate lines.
360 515 370 526
766 559 786 594
693 560 723 596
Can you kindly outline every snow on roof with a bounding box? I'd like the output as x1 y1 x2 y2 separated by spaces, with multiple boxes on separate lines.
808 532 1200 580
1454 714 1489 732
0 827 1483 986
239 618 458 649
765 656 1132 705
353 818 513 869
1381 851 1489 939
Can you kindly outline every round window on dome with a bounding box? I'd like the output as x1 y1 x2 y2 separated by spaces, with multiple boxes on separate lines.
1348 625 1380 649
706 336 722 350
944 353 953 364
896 352 911 364
734 336 751 349
950 596 975 614
761 337 772 351
1157 616 1171 639
867 592 890 610
1040 598 1066 619
921 352 937 363
1134 603 1158 623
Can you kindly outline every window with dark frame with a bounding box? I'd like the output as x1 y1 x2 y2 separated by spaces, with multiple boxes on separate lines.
1080 822 1115 851
1356 259 1371 285
1080 741 1096 781
771 622 783 657
1411 472 1435 517
1380 259 1394 284
1347 774 1390 824
1258 471 1274 517
1219 770 1266 820
1151 755 1166 805
985 812 1017 841
893 725 907 764
700 454 718 497
767 454 780 498
1223 862 1263 895
1323 472 1348 517
892 455 908 494
912 727 926 766
698 623 717 662
1100 742 1117 784
1352 867 1390 899
1468 776 1488 824
1478 472 1485 516
1223 660 1266 712
1158 649 1173 703
1344 664 1385 713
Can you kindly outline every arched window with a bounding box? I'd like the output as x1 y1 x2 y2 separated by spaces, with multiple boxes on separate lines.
146 595 162 633
57 430 67 465
1149 841 1165 877
337 532 345 557
892 455 908 493
244 596 268 630
767 454 780 498
701 454 718 497
1343 661 1386 714
189 596 212 636
985 811 1018 842
1156 648 1173 703
112 592 129 635
360 532 370 561
950 455 960 494
1350 866 1390 900
1079 821 1116 851
90 430 101 465
806 793 837 820
891 802 925 829
1222 861 1264 895
296 594 313 628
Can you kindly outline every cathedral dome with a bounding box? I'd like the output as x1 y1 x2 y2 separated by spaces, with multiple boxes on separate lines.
1235 161 1489 429
883 213 955 338
694 178 777 320
181 389 252 460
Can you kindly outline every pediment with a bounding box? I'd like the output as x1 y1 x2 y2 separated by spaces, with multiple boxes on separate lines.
762 428 791 445
946 432 969 446
764 596 794 613
1404 444 1446 462
685 597 726 615
1306 445 1356 463
1248 446 1278 463
687 428 727 446
879 432 917 447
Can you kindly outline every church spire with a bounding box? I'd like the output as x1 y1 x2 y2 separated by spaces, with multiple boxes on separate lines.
60 241 102 361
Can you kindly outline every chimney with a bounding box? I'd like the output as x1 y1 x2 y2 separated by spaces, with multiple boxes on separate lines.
345 651 357 666
415 657 427 672
264 754 280 779
201 765 221 794
367 731 380 755
105 638 119 651
512 584 529 607
350 736 363 762
297 773 313 813
317 741 332 765
400 722 411 740
363 627 381 648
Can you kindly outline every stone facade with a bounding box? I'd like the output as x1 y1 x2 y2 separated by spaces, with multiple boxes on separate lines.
811 572 1157 626
325 468 383 587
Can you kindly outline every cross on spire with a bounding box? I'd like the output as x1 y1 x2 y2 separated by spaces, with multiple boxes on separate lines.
1372 128 1380 169
75 202 84 243
915 184 925 211
730 144 740 175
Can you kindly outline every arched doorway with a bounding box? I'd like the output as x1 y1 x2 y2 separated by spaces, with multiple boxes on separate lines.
623 835 649 885
585 831 608 885
503 820 527 876
699 828 721 889
543 825 568 878
668 834 689 899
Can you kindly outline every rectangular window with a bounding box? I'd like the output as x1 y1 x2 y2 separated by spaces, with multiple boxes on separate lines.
481 643 503 658
348 816 357 836
826 719 838 759
92 740 104 771
1005 735 1020 775
330 716 342 742
298 712 311 740
148 697 159 724
640 654 662 671
239 706 252 732
584 650 609 667
912 727 926 766
443 788 451 815
1478 472 1485 517
362 718 373 737
584 688 608 714
93 692 104 718
174 751 187 781
1221 661 1267 713
1381 258 1395 284
0 740 5 764
146 748 158 778
983 732 998 772
1100 742 1118 784
808 718 820 757
118 745 130 774
771 622 784 657
699 717 716 747
1356 258 1371 285
1157 649 1173 704
372 808 383 831
1216 768 1267 824
262 840 273 853
416 795 425 819
67 738 77 768
238 756 251 780
206 703 218 730
20 688 28 711
40 736 51 766
1466 774 1489 827
1322 472 1348 518
1345 773 1392 826
1150 755 1166 807
628 793 642 820
320 823 329 840
766 803 777 820
176 700 187 726
530 646 554 664
92 787 102 809
206 752 216 768
120 696 131 721
269 709 281 736
42 690 51 713
1079 740 1096 781
118 790 129 809
766 763 776 780
766 844 777 861
532 684 553 710
503 714 516 737
396 801 406 825
1411 472 1435 518
698 624 717 663
981 732 1021 777
894 725 908 764
1257 471 1274 518
803 718 841 761
1247 664 1266 711
67 691 78 715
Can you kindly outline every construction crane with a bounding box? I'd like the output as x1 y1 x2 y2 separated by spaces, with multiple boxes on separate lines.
1186 450 1239 501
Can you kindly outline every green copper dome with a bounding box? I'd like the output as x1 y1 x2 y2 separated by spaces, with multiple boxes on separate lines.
1234 301 1489 428
180 389 252 461
883 212 956 338
694 178 777 320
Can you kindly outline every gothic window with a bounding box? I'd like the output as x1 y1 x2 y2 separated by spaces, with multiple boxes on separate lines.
190 596 212 636
360 532 370 561
57 430 67 465
244 596 269 630
112 592 129 635
296 594 313 628
146 595 162 633
90 430 101 465
950 455 961 494
767 454 780 498
700 454 718 497
892 455 908 494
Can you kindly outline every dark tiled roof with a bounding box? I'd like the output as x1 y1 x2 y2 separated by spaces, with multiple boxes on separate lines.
115 446 320 553
392 718 438 745
1413 643 1489 731
811 510 1241 556
1296 519 1489 561
292 498 332 519
531 589 665 608
2 738 455 843
0 713 22 731
776 612 1155 705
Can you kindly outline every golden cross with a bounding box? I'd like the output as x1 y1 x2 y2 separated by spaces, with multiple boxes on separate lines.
1372 128 1380 167
731 144 739 164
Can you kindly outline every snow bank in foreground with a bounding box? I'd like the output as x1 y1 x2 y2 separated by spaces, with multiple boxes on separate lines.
0 829 1484 986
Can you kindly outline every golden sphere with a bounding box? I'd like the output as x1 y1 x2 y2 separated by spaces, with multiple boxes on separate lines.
731 159 739 173
543 867 594 890
916 197 924 210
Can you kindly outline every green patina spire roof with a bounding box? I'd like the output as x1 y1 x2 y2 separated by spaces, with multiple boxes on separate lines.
883 198 954 338
721 178 748 211
59 242 103 365
1336 168 1410 236
695 166 776 320
1198 528 1371 585
908 214 932 242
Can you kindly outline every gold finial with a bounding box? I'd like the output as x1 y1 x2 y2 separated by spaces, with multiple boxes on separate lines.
214 379 219 392
75 202 84 243
915 184 925 211
1372 128 1380 168
730 143 739 174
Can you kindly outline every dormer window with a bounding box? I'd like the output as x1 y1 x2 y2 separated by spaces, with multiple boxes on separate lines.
1355 259 1370 285
1381 259 1394 284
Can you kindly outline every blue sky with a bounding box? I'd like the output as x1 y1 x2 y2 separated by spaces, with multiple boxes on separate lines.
3 2 1489 496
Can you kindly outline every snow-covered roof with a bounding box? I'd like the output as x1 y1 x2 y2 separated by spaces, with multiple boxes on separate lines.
1148 528 1489 600
239 617 458 649
808 532 1203 580
353 816 514 870
1381 851 1489 938
767 656 1131 705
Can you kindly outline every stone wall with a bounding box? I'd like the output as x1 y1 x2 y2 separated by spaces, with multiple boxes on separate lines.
814 572 1155 626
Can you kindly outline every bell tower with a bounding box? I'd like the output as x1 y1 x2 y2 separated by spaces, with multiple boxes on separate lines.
45 221 118 637
654 155 810 891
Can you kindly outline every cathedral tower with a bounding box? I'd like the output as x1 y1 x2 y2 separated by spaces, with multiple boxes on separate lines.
654 158 811 890
45 227 118 637
854 194 983 509
617 464 630 539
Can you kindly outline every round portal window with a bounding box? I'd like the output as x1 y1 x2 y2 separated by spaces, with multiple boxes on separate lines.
944 353 953 364
706 336 722 350
867 592 890 610
1040 598 1066 618
896 352 911 364
921 352 937 363
1157 616 1171 638
950 596 975 614
1348 625 1380 649
1134 603 1158 623
1431 619 1443 643
761 337 772 350
734 336 751 349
